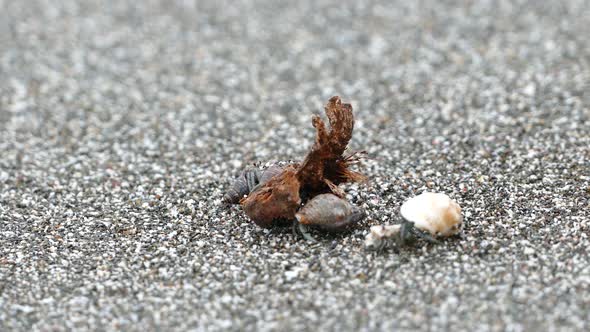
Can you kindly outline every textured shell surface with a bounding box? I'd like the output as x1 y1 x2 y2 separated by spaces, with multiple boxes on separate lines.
400 192 462 237
259 165 284 184
223 167 261 204
295 193 365 231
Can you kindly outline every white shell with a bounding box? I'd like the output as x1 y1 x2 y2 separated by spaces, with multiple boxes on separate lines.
400 192 462 237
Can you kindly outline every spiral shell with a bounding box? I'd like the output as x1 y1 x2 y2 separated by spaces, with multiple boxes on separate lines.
295 193 365 232
223 164 287 205
223 167 261 204
259 165 284 184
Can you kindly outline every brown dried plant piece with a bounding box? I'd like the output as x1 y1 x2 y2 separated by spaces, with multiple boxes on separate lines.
239 96 365 228
296 96 366 196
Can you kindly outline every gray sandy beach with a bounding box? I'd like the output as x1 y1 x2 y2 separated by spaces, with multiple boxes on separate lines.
1 1 589 331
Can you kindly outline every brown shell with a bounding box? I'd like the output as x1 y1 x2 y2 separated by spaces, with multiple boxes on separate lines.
240 165 301 228
295 193 365 232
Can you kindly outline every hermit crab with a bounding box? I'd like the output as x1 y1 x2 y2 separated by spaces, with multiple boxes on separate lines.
365 192 463 250
223 96 366 240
